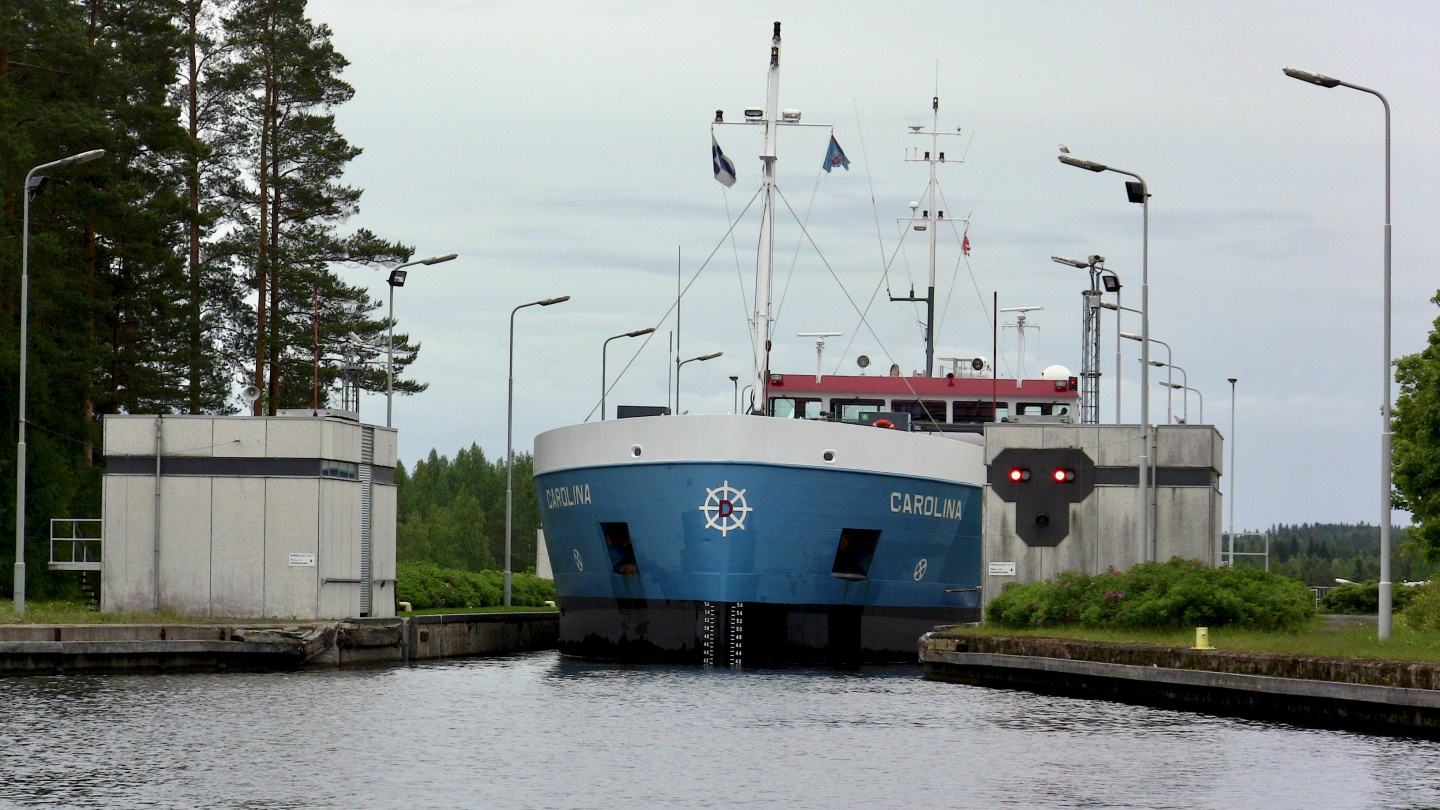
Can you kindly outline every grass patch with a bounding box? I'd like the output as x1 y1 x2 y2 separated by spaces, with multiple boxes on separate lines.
399 605 556 616
948 620 1440 664
0 600 252 625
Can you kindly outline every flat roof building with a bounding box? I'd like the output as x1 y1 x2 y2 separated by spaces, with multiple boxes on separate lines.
100 411 397 620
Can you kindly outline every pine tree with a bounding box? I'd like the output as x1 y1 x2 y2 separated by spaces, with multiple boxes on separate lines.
215 0 419 414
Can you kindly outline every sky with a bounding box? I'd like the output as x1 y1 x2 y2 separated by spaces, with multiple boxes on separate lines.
306 0 1440 532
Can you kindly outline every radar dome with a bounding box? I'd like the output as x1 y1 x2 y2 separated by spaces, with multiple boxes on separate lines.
1040 364 1073 381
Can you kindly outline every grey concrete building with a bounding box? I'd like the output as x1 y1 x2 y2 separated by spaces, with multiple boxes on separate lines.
982 423 1223 603
100 412 397 620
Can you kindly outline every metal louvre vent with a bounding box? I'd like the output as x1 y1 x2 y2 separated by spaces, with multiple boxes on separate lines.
360 427 375 616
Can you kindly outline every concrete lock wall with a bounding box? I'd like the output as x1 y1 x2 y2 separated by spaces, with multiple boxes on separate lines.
100 413 398 620
982 424 1223 604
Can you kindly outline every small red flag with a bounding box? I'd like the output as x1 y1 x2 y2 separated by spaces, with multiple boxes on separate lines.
962 232 971 256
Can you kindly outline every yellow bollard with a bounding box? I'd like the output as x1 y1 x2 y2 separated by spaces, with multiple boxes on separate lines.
1194 627 1213 650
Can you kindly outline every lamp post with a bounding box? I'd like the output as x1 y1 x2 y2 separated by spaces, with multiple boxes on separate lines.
1161 381 1201 424
1283 67 1394 638
14 148 105 617
729 375 740 414
1097 285 1133 424
1122 332 1172 423
506 294 570 606
675 352 723 413
1060 150 1151 562
386 253 457 427
601 327 655 420
1150 359 1187 423
1228 376 1238 566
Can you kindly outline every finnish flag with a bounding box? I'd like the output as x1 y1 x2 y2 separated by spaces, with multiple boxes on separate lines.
712 134 737 187
823 135 851 173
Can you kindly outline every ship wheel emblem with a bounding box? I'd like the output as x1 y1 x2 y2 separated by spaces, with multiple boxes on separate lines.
699 480 753 537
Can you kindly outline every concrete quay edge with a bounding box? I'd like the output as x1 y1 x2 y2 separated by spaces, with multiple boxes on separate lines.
919 631 1440 737
0 612 559 676
922 649 1440 710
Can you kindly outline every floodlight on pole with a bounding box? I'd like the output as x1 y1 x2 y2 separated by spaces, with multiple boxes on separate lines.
383 252 458 427
1059 147 1151 558
1283 66 1393 638
602 327 656 420
15 148 106 616
505 294 570 606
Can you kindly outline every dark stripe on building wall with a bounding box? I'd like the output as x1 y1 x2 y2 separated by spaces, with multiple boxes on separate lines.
104 456 396 484
1093 467 1217 487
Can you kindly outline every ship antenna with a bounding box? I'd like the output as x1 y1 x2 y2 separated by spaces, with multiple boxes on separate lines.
891 86 966 377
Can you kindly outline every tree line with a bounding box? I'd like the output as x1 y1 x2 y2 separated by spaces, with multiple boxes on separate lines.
1249 523 1438 587
2 0 420 597
395 445 542 575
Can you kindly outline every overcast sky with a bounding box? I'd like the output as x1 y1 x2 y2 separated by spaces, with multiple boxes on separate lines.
307 0 1439 532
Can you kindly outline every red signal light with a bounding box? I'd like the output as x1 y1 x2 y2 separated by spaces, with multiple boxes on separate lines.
1054 469 1075 482
1009 468 1031 482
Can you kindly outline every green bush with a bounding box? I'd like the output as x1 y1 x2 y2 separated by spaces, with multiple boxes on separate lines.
396 561 555 610
1319 580 1419 615
986 558 1316 631
1398 582 1440 630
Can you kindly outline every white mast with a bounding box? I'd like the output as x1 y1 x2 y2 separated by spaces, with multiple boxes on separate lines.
894 95 965 377
1001 305 1043 388
750 21 782 414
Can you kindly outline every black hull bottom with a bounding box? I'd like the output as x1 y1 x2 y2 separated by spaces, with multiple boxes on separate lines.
558 597 979 666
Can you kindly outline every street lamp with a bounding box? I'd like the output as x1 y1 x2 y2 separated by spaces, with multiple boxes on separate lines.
729 375 740 414
385 253 456 427
1284 67 1394 638
602 327 655 420
505 294 570 606
1160 382 1202 424
1149 358 1187 424
675 352 723 413
1060 149 1152 562
14 148 105 617
1121 332 1173 424
1228 376 1238 566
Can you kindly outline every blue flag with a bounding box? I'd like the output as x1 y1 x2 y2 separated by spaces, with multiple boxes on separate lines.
712 134 737 187
823 135 851 173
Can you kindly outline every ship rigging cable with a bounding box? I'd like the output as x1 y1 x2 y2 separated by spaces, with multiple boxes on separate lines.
582 187 763 423
770 163 826 327
774 186 924 403
829 201 925 375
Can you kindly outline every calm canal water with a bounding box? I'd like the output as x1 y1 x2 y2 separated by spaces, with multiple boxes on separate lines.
3 651 1440 809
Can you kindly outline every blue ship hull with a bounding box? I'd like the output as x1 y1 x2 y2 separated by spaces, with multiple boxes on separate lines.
535 458 983 664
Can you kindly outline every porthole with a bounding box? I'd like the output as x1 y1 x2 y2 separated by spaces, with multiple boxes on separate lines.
822 450 837 463
631 445 643 458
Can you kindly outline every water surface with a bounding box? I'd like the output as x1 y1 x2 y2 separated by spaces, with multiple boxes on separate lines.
2 652 1438 809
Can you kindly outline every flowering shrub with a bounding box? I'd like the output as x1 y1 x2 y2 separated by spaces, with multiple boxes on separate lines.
986 558 1314 631
396 561 556 610
1319 580 1418 615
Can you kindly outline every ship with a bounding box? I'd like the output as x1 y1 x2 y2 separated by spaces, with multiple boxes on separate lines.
534 23 1078 665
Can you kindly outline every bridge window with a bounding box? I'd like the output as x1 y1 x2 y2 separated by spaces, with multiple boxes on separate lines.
890 400 947 426
953 400 997 424
1016 402 1071 416
769 397 823 419
831 398 884 422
